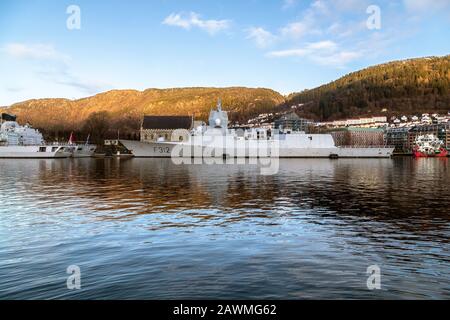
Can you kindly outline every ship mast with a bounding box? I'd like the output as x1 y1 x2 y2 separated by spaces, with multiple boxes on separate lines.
217 98 222 112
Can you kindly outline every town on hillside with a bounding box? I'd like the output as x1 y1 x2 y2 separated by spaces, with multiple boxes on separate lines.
233 107 450 155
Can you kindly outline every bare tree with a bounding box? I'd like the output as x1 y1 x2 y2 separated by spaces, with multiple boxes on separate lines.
82 111 111 143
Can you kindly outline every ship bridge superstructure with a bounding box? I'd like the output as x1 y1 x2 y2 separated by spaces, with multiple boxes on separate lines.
208 99 229 134
0 121 44 146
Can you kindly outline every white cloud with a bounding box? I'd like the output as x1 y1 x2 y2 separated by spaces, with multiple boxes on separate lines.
2 43 107 95
162 13 192 29
34 67 106 95
305 40 337 50
251 0 394 67
280 21 311 39
268 40 337 57
247 13 317 47
279 0 370 39
251 0 362 47
2 43 70 62
267 48 308 58
246 27 277 48
278 1 328 40
267 40 361 67
311 50 362 66
163 12 231 35
310 0 329 13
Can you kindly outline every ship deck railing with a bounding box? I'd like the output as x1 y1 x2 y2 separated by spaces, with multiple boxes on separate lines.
338 145 395 149
48 142 94 146
0 142 83 147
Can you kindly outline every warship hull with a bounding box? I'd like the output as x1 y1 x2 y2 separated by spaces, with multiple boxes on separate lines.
0 146 72 158
120 139 394 158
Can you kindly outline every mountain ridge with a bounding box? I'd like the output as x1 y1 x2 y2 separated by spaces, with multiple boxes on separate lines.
1 87 286 141
2 55 450 140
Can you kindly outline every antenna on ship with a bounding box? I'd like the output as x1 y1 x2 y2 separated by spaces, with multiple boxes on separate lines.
217 98 222 112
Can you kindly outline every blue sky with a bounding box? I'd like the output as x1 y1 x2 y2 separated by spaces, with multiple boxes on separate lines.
0 0 449 105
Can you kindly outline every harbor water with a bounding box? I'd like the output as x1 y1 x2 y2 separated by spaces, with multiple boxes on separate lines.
0 157 449 299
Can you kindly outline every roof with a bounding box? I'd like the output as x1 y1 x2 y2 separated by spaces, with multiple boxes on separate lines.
346 127 384 132
1 113 17 121
276 112 302 121
142 116 192 130
409 124 446 132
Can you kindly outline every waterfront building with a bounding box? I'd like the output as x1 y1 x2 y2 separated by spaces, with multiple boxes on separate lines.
447 123 450 149
330 127 385 147
385 127 410 154
274 112 312 133
317 116 388 128
140 115 194 143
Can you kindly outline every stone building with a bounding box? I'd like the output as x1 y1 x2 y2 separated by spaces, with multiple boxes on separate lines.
140 115 193 143
1 113 16 124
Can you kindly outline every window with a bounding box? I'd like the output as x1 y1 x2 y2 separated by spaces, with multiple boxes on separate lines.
51 147 58 152
179 136 183 141
39 147 46 152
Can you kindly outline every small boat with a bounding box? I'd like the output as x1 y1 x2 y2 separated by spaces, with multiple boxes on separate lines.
67 132 97 158
413 134 448 157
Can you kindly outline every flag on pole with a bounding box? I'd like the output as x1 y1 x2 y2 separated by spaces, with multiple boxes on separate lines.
68 132 75 145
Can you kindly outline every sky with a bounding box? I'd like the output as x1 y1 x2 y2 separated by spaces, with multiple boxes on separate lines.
0 0 449 106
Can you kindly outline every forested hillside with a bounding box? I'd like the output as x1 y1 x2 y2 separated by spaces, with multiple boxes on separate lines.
287 55 450 120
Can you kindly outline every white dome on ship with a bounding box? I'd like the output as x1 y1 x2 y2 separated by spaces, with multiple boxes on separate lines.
215 118 221 126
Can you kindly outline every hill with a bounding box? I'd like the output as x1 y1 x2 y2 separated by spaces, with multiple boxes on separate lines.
1 87 286 141
2 55 450 141
287 55 450 120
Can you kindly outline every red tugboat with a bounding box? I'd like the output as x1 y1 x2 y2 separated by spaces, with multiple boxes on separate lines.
413 134 449 157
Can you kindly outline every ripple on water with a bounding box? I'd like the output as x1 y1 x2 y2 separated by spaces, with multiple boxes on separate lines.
0 157 449 299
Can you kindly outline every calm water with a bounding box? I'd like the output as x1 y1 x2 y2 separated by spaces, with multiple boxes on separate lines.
0 157 449 299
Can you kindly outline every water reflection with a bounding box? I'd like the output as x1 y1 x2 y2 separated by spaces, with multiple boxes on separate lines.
4 158 448 226
0 157 449 299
